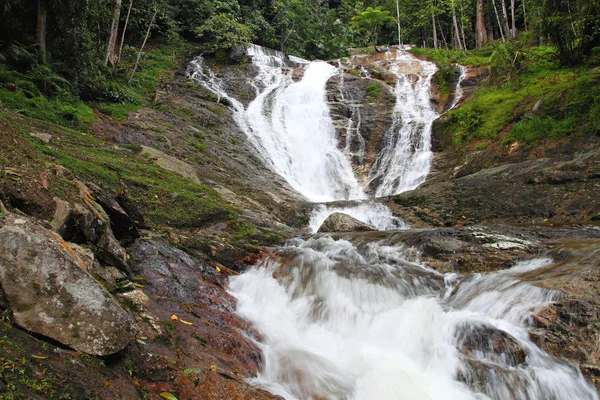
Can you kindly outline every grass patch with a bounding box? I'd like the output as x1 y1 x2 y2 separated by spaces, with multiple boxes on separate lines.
365 83 381 100
440 46 600 147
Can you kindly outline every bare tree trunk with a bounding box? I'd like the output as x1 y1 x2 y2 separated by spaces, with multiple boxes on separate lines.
431 8 438 49
438 18 449 49
511 0 516 37
451 0 463 50
500 0 511 39
522 0 528 31
36 0 48 63
106 0 122 65
491 0 506 41
117 0 133 64
129 8 157 82
459 1 468 50
476 0 487 49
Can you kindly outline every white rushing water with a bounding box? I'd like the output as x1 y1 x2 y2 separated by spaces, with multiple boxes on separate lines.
229 238 599 400
190 46 598 399
188 45 451 203
189 45 364 202
308 203 406 233
368 52 439 196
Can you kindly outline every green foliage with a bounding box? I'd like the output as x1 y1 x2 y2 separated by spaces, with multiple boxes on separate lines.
350 6 395 50
366 83 381 100
444 46 600 147
195 13 255 54
490 43 526 86
0 88 95 129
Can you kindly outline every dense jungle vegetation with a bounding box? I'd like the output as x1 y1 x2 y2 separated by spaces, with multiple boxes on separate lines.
0 0 599 144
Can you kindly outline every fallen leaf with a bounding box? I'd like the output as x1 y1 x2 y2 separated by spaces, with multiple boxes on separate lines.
209 365 217 371
31 354 48 360
215 266 221 273
171 315 179 321
179 318 193 325
159 392 178 400
133 282 145 288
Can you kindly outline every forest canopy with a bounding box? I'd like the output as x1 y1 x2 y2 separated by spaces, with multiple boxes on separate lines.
0 0 599 106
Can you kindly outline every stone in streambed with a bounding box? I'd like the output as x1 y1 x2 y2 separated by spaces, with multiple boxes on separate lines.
0 213 136 355
318 213 377 233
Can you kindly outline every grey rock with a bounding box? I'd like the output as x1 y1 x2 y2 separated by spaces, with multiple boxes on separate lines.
0 213 136 355
28 132 52 143
318 213 377 233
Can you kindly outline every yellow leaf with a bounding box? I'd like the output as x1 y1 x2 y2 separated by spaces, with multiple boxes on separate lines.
133 282 145 288
461 216 466 219
126 254 131 260
179 318 193 325
215 266 221 273
209 365 217 371
170 315 179 321
160 392 178 400
31 354 48 359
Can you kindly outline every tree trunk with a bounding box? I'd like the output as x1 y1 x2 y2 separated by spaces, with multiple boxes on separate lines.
105 0 122 66
459 1 468 50
129 8 157 82
522 0 528 31
476 0 487 49
500 0 511 39
117 0 133 64
431 5 438 49
36 0 48 63
491 0 506 42
511 0 516 37
451 0 463 50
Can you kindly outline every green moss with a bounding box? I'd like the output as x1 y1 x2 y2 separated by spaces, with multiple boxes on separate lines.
442 49 600 147
365 83 381 100
189 139 207 152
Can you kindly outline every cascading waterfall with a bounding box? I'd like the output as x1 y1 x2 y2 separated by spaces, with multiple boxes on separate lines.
188 46 598 399
368 51 439 196
189 45 365 202
229 238 599 400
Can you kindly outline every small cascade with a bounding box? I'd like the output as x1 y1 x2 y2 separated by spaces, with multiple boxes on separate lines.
368 51 439 196
448 64 468 111
229 239 599 400
308 202 405 233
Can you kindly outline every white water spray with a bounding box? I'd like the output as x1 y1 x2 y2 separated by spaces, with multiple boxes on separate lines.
229 238 599 400
369 52 439 196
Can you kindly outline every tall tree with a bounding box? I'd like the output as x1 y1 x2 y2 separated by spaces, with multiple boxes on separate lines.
350 6 394 52
36 0 48 63
451 0 463 49
476 0 487 48
117 0 133 64
106 0 122 65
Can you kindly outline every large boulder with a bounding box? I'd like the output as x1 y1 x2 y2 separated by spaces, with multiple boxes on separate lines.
0 213 136 355
49 182 130 274
318 213 377 233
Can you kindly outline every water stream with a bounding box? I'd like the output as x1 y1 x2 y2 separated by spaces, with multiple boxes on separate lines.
229 238 599 400
189 46 598 399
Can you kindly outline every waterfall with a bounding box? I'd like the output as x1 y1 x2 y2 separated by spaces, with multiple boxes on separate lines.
368 51 439 196
188 47 597 399
229 238 600 400
189 45 365 202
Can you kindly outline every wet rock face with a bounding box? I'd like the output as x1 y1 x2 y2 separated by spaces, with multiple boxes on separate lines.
388 149 600 227
0 213 136 356
457 323 527 367
128 239 265 375
318 212 377 233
